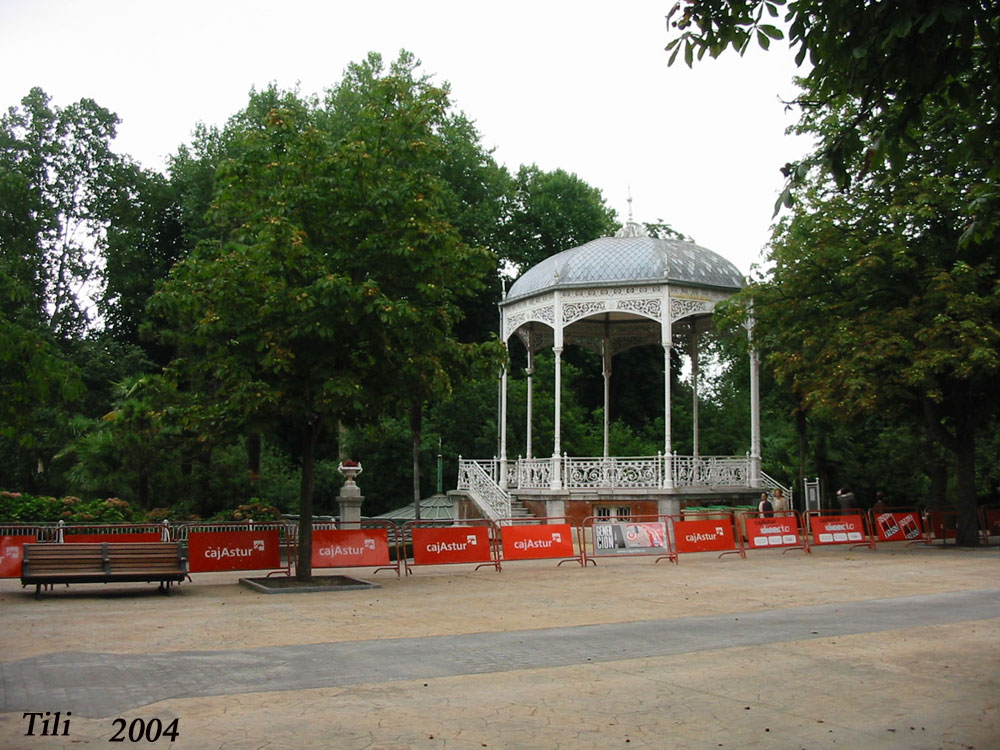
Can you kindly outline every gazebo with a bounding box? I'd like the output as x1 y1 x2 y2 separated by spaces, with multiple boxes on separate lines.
456 220 779 524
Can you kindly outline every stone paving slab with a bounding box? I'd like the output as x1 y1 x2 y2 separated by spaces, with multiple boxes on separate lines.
2 588 998 718
1 546 998 748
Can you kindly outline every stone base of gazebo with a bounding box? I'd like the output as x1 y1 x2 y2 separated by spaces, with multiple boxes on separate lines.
452 487 762 527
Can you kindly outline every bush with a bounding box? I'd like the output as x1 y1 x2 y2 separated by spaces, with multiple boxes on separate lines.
0 491 140 523
209 500 284 523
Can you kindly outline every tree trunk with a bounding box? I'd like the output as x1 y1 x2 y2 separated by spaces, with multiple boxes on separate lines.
795 406 808 495
926 446 949 509
246 432 261 496
296 421 322 580
411 403 422 521
137 471 149 509
953 428 979 546
814 431 831 510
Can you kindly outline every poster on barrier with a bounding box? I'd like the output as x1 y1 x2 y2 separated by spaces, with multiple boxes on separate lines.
873 512 923 542
411 526 492 566
312 528 390 568
927 511 957 540
501 524 575 561
188 530 281 572
985 508 1000 537
674 519 736 553
0 535 36 577
809 514 866 545
745 516 800 548
592 521 668 556
64 532 161 543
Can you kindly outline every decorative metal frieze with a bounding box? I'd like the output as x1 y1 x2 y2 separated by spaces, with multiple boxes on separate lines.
562 300 607 324
503 292 554 313
505 312 527 338
670 297 712 322
535 305 555 325
615 297 661 319
563 285 659 298
504 304 555 340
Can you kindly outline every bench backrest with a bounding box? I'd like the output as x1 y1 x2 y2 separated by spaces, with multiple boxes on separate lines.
106 542 186 572
23 542 186 576
23 543 107 575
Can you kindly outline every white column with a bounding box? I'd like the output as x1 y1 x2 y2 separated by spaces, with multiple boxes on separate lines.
749 318 762 488
663 342 673 489
602 340 611 458
551 346 564 490
499 359 508 490
525 345 534 460
691 330 700 458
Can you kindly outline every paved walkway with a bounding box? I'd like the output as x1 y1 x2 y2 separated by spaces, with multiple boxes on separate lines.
1 546 998 748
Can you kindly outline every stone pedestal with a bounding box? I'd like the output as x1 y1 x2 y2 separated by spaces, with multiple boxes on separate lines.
337 481 364 528
337 484 365 529
337 462 364 528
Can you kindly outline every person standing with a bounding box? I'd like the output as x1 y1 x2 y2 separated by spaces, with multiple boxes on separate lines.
837 488 857 511
772 487 788 512
873 492 887 513
758 492 774 518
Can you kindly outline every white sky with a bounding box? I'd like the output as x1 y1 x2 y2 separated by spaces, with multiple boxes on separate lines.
1 0 811 276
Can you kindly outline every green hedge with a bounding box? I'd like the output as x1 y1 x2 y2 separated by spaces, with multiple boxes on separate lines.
0 491 283 524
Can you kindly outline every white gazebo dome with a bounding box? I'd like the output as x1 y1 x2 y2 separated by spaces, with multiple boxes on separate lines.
491 221 762 499
506 235 745 303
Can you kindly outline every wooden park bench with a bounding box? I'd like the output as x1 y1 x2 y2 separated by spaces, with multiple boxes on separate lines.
20 542 188 598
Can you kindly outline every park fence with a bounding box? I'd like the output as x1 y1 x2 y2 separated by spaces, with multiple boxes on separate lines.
2 507 997 583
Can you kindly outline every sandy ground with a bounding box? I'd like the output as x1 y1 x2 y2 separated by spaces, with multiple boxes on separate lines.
1 543 998 749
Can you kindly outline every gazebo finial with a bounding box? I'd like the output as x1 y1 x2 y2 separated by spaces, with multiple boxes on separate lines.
616 188 648 238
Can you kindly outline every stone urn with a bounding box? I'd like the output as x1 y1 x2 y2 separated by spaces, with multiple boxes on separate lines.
337 461 364 528
338 460 363 485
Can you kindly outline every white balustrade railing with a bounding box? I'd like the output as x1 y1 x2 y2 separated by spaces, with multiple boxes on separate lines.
673 455 750 487
460 455 757 494
563 456 663 489
517 458 553 489
457 459 511 521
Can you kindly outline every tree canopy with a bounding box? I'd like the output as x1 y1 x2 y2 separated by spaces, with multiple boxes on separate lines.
674 1 1000 543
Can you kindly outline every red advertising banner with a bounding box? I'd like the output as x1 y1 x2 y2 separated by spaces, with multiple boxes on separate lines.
674 519 736 553
312 528 390 568
985 508 1000 536
745 516 801 549
0 535 36 577
187 530 281 572
873 511 923 542
411 526 492 566
591 521 668 556
809 514 866 545
501 524 575 561
927 511 957 540
64 532 161 544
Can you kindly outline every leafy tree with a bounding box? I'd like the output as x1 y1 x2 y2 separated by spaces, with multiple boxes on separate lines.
502 165 619 273
323 52 505 519
670 1 999 544
100 169 186 356
723 96 999 544
150 53 500 578
667 1 999 207
1 88 133 336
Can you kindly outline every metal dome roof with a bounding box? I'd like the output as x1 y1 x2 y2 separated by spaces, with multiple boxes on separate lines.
504 235 745 303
